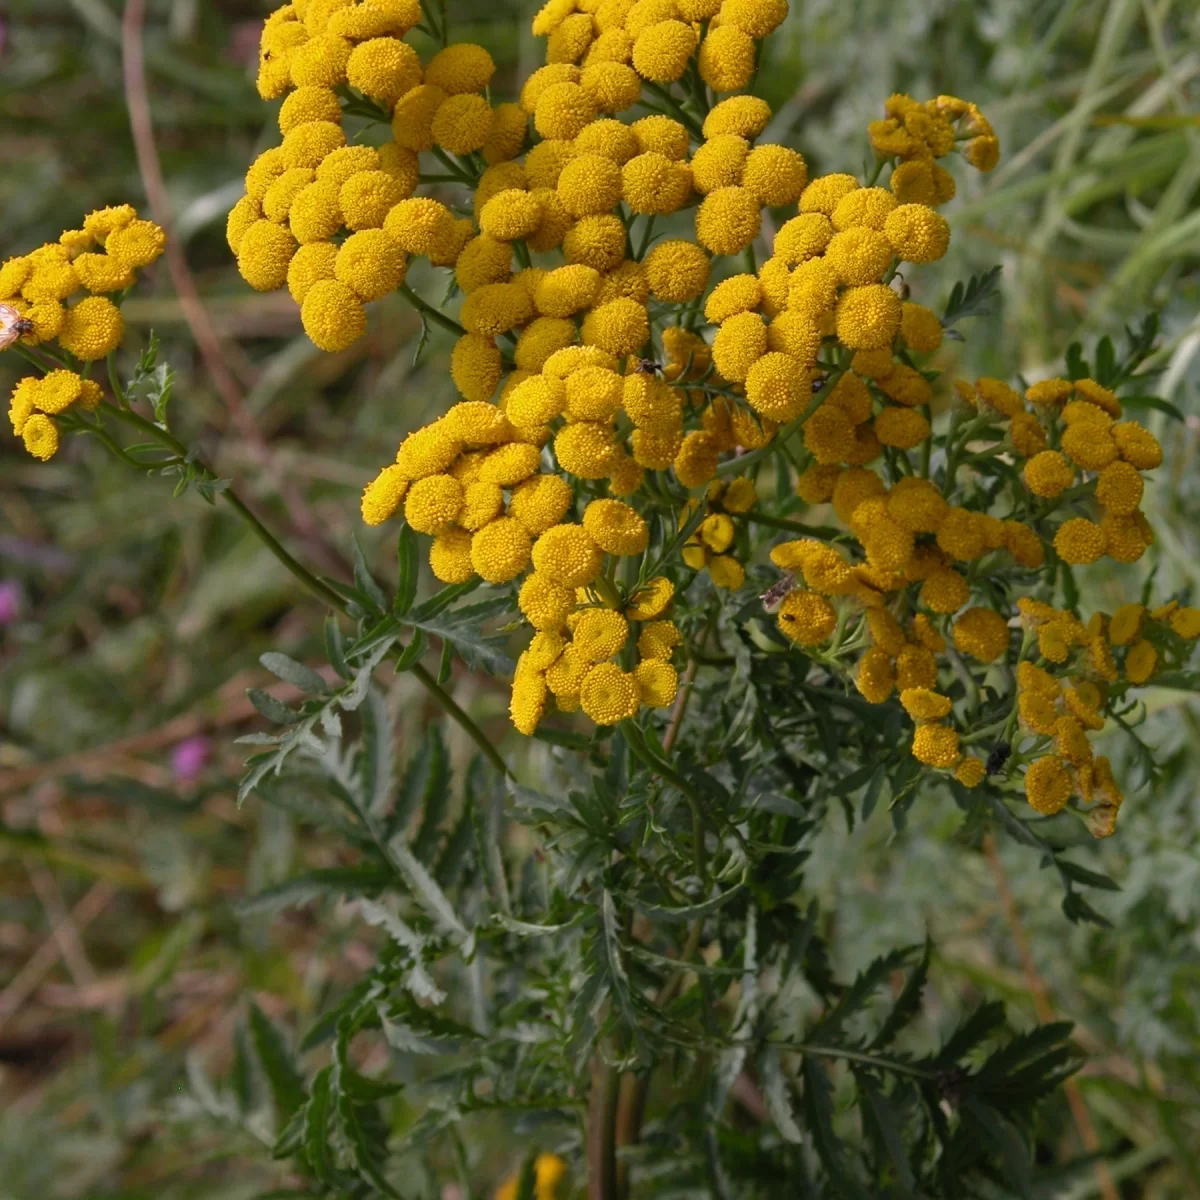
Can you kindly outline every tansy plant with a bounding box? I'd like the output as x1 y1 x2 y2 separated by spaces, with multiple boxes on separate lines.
6 0 1200 1195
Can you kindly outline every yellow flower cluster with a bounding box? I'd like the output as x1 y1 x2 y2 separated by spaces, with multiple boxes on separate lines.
238 2 1191 795
869 92 1000 198
3 205 164 460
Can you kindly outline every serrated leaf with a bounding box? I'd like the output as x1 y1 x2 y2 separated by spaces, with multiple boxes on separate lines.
300 1067 336 1185
325 614 351 680
393 525 419 617
871 938 930 1050
359 687 396 820
248 688 301 725
599 890 640 1041
394 628 429 672
406 600 515 677
758 1046 804 1143
962 1097 1032 1198
358 900 445 1003
858 1074 916 1195
351 535 388 615
260 652 329 695
249 1001 307 1126
390 723 449 841
633 882 745 924
935 1001 1007 1066
386 839 470 944
333 1087 401 1197
237 864 393 917
803 1055 869 1199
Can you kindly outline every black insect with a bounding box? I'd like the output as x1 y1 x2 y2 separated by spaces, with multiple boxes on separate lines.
634 358 662 376
985 741 1012 776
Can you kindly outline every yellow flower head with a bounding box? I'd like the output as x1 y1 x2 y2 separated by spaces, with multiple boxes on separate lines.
361 464 410 526
429 527 476 584
583 498 649 555
426 42 496 94
695 186 761 256
952 607 1010 663
532 523 604 587
911 724 959 768
557 152 624 217
555 421 621 478
301 278 366 351
519 572 576 630
626 575 674 619
632 19 697 82
834 284 902 350
335 228 406 301
574 608 630 662
21 413 60 461
711 310 767 383
581 661 641 724
824 228 894 287
745 352 809 421
698 24 756 93
347 37 422 104
1054 518 1107 566
799 173 859 216
580 297 650 356
1025 755 1071 814
57 296 124 360
644 240 711 303
510 473 575 536
777 590 837 646
471 516 534 583
883 204 950 264
536 264 602 317
404 474 465 535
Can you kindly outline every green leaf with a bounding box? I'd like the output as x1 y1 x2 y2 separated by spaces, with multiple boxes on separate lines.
248 688 301 725
325 615 351 680
802 1055 869 1199
237 864 393 917
351 535 388 615
248 1001 307 1126
359 687 396 820
394 628 429 671
871 937 930 1049
962 1097 1032 1198
857 1074 916 1195
935 1002 1007 1066
386 839 470 944
1115 393 1185 421
941 265 1002 329
758 1046 804 1144
599 890 641 1043
393 525 420 617
633 883 745 924
333 1087 401 1197
300 1067 336 1185
406 599 515 676
390 722 449 842
515 1153 538 1200
260 652 329 695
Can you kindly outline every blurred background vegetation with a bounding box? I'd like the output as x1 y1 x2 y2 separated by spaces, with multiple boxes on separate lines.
1 0 1199 1196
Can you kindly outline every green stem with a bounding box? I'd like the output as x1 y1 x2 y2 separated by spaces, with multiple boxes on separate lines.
717 369 846 477
641 81 704 140
431 145 477 185
97 399 512 784
634 215 657 261
742 244 758 274
741 510 841 538
920 405 933 477
409 661 512 779
399 284 467 338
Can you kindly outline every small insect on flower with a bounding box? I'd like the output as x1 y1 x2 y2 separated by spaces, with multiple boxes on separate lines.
0 303 35 349
634 357 663 376
985 742 1011 776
